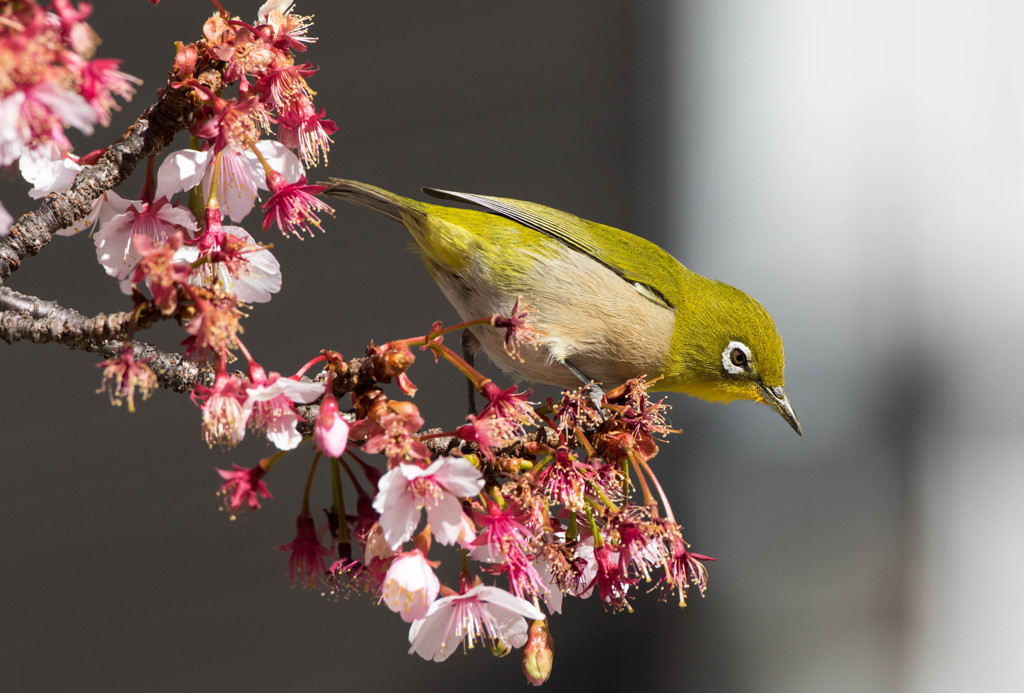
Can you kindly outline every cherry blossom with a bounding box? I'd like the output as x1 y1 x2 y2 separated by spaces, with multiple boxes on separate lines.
381 549 440 623
156 141 303 223
407 584 545 663
95 345 156 413
173 224 282 304
193 367 247 448
93 196 198 281
216 463 273 518
242 363 323 450
372 456 485 550
277 512 332 589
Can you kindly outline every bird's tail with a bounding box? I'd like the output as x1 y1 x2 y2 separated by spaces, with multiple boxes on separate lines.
320 179 428 224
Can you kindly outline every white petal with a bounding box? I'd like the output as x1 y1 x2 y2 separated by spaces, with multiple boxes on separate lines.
316 413 349 458
220 225 282 303
382 552 440 623
273 377 323 404
373 469 420 549
426 493 466 546
408 598 460 662
472 585 546 621
257 0 293 23
534 557 563 615
93 211 139 279
0 200 11 238
265 407 302 450
156 204 199 235
20 145 81 198
156 149 210 201
485 603 532 649
210 146 259 221
254 140 304 186
431 456 485 497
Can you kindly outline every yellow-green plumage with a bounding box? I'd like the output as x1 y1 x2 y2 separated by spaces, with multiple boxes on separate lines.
323 179 800 434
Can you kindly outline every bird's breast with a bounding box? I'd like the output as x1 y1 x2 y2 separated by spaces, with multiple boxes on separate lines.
427 245 676 390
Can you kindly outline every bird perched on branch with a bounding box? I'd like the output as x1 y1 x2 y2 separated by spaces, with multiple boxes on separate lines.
323 179 800 434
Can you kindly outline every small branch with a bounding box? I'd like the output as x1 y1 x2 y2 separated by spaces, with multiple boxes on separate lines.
109 340 216 394
0 286 214 392
0 287 137 348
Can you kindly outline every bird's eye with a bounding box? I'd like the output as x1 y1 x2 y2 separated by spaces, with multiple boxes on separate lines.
722 341 752 375
730 348 747 368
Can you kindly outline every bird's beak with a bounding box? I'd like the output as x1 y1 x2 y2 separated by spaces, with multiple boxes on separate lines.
757 383 802 435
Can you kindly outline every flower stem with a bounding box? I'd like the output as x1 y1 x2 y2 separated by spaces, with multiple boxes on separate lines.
637 456 675 524
330 456 350 545
301 451 321 515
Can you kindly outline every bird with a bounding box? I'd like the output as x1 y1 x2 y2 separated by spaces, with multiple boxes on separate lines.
322 179 801 435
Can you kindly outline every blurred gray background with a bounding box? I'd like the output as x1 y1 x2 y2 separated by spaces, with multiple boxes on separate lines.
2 1 1022 691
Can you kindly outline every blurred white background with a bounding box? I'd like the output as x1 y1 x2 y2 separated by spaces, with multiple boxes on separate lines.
1 1 1021 691
665 2 1024 691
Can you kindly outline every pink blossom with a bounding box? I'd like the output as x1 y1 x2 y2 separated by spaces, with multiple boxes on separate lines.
362 410 430 464
130 232 191 315
242 364 323 450
216 463 273 518
94 197 198 281
95 345 156 413
276 100 336 167
455 411 516 464
75 56 140 125
470 502 545 600
0 84 95 167
588 543 636 612
535 448 592 513
174 223 282 304
479 382 538 435
381 549 440 623
657 535 715 607
258 0 316 49
407 584 545 662
277 512 332 589
192 368 247 448
155 141 302 223
261 171 333 238
372 456 485 550
314 392 349 458
180 292 244 360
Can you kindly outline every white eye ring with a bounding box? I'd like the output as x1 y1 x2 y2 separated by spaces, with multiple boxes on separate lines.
722 341 752 375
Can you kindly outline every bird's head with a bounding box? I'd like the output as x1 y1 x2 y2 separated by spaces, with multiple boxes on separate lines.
656 279 801 434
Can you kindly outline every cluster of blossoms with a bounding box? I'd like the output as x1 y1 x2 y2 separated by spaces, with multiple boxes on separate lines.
0 0 139 232
4 2 712 686
0 0 138 169
210 315 713 685
5 0 335 306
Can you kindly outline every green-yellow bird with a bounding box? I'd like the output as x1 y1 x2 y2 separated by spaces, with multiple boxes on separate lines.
323 179 801 434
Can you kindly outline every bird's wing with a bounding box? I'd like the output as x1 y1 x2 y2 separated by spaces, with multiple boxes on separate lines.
422 187 683 309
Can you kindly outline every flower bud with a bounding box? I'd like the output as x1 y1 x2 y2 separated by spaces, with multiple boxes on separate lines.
370 341 415 380
522 619 554 686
